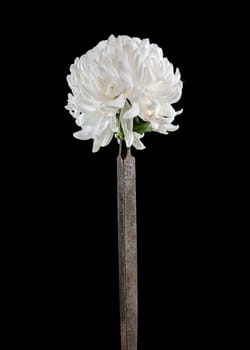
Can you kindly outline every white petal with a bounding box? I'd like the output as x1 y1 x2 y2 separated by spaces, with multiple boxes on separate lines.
120 101 135 147
121 117 134 147
106 94 126 109
123 103 139 119
110 115 119 132
73 129 91 140
151 116 179 134
133 132 146 150
100 129 113 147
92 140 100 153
160 103 176 118
75 112 102 137
165 124 179 132
175 108 183 116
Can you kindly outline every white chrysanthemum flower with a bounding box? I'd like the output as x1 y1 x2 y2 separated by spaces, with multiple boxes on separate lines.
65 35 183 152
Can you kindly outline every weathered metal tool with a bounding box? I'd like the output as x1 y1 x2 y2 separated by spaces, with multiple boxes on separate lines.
117 143 138 350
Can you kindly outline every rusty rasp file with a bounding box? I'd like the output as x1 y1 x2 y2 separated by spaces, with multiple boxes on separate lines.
117 144 138 350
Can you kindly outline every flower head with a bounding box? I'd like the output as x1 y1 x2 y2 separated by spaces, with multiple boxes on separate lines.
65 35 183 152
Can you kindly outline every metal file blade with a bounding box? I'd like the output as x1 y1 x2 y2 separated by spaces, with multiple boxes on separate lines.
117 144 138 350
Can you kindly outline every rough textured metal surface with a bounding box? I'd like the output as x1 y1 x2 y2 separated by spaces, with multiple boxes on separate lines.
117 145 138 350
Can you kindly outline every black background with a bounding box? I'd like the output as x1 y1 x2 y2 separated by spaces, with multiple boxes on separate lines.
4 2 237 349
